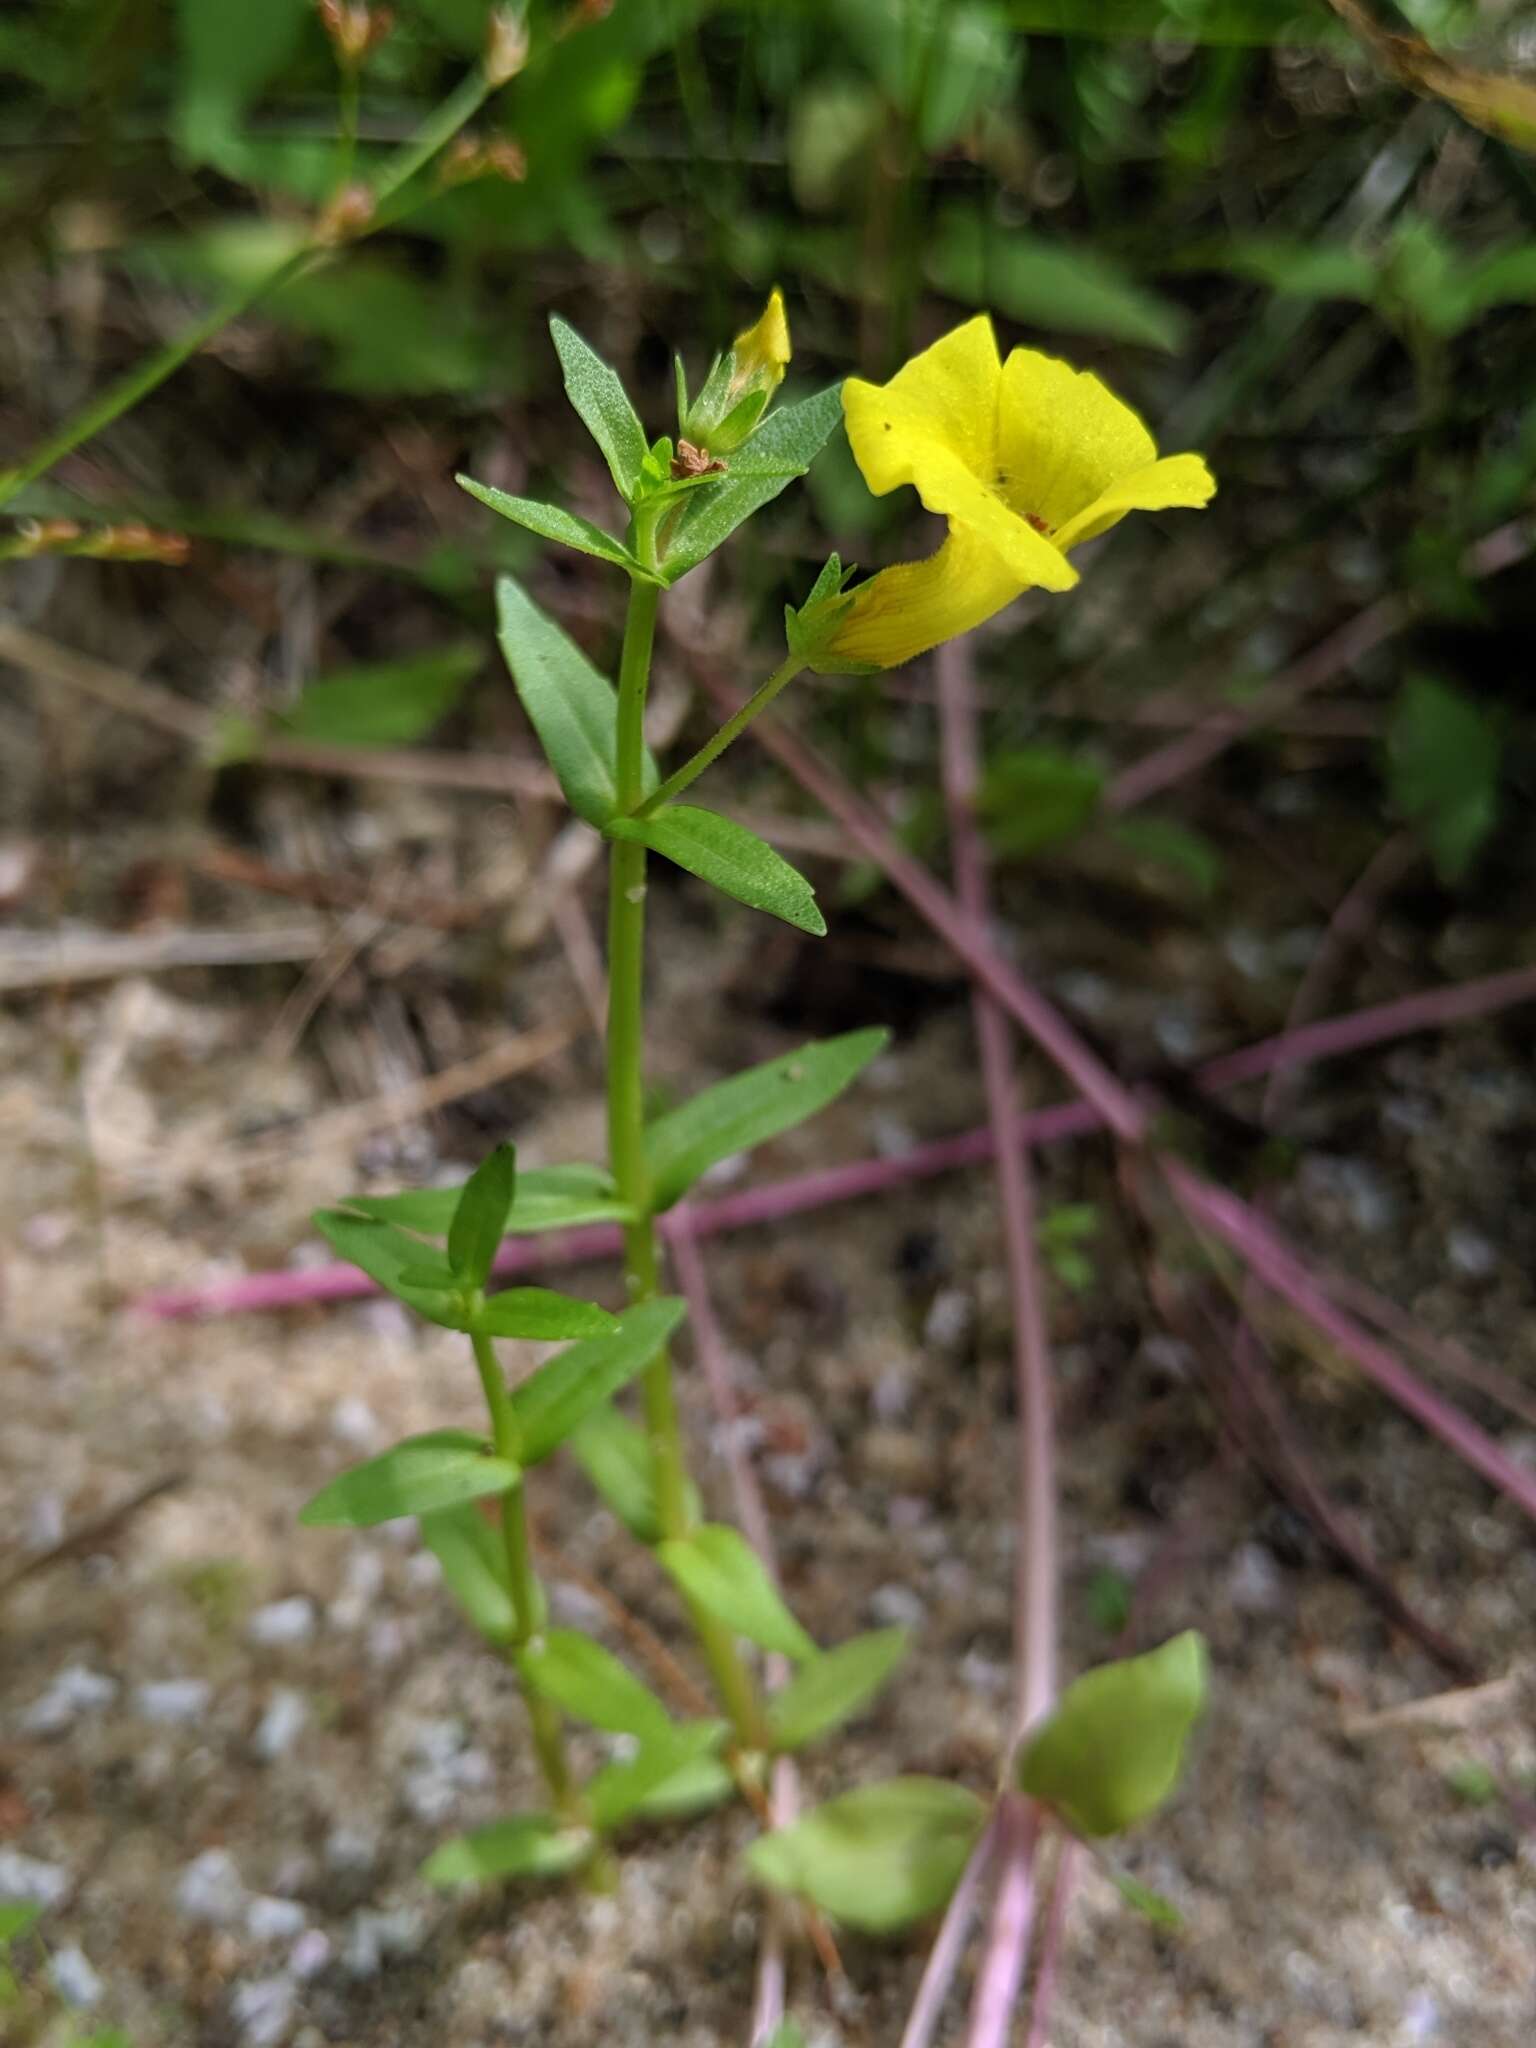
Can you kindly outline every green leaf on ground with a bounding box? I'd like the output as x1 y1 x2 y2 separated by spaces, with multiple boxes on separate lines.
608 806 826 935
928 208 1189 351
747 1777 987 1933
1017 1630 1209 1837
276 644 480 749
1386 674 1500 884
658 1525 816 1662
643 1027 888 1210
299 1431 519 1528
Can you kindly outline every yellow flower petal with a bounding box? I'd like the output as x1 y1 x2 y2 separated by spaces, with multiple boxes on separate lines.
1052 453 1216 552
730 287 791 393
824 523 1058 670
844 321 1072 591
995 348 1158 535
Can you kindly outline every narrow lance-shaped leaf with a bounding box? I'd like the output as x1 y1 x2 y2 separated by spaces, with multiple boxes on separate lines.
550 316 649 505
517 1630 673 1741
1016 1630 1209 1838
607 807 826 936
340 1163 634 1238
448 1143 517 1290
469 1288 617 1342
496 573 658 826
767 1628 909 1751
422 1813 592 1888
643 1026 888 1211
312 1209 463 1328
569 1403 701 1543
747 1777 987 1933
510 1298 687 1464
657 1524 816 1662
418 1501 516 1644
585 1720 729 1833
457 475 657 580
299 1431 520 1528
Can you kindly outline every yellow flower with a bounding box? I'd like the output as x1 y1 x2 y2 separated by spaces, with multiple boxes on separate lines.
729 286 791 400
823 315 1214 669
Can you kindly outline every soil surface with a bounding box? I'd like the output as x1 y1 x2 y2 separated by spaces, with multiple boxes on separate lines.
3 716 1535 2048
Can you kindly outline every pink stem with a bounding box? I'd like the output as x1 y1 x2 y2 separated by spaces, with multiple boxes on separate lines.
1024 1840 1076 2048
898 1813 1002 2048
964 1800 1040 2048
1103 517 1531 815
937 639 1057 1732
1165 1162 1536 1522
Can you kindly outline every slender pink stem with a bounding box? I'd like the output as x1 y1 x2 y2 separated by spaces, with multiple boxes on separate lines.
937 640 1057 1733
964 1799 1040 2048
1104 517 1531 815
1165 1162 1536 1522
1321 1269 1536 1432
1024 1840 1076 2048
898 1814 1002 2048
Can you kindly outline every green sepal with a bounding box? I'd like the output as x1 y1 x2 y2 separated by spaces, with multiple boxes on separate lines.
786 552 879 677
659 383 844 584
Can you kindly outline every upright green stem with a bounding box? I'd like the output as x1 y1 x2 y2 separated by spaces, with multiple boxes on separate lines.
471 1329 577 1816
605 573 770 1751
0 66 494 512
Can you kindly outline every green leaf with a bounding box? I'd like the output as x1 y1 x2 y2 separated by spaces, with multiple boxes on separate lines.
767 1629 909 1751
760 2027 808 2048
471 1289 618 1342
300 1431 520 1528
661 384 845 583
608 807 826 935
418 1502 516 1644
457 476 655 579
620 1749 735 1824
422 1813 592 1888
928 208 1189 352
1016 1631 1209 1837
496 573 658 826
977 747 1104 858
657 1525 816 1662
518 1630 674 1740
1386 675 1500 884
277 645 480 749
746 1777 987 1933
312 1209 465 1328
449 1144 517 1289
342 1163 634 1238
569 1405 670 1541
1216 238 1377 301
1112 1870 1184 1928
586 1720 730 1832
1109 817 1226 898
0 1903 40 1944
550 316 649 505
643 1027 888 1211
510 1298 687 1464
175 0 309 167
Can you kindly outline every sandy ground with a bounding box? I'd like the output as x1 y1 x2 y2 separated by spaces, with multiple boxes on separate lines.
2 790 1535 2047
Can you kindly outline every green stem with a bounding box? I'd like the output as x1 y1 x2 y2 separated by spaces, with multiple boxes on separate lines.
605 573 770 1752
334 65 361 191
0 65 495 512
631 652 804 820
471 1328 578 1817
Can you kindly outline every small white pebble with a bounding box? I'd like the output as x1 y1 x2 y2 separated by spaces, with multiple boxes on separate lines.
246 1895 307 1944
288 1929 332 1981
230 1974 297 2047
175 1849 248 1926
247 1598 316 1649
49 1945 103 2009
135 1678 212 1725
330 1396 380 1448
19 1664 119 1736
254 1688 308 1763
0 1848 68 1908
869 1583 925 1629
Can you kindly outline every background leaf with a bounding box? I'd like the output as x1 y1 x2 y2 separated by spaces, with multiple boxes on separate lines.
422 1814 592 1888
1386 675 1500 883
276 645 481 749
929 208 1190 351
767 1628 909 1750
609 806 827 934
419 1502 516 1644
